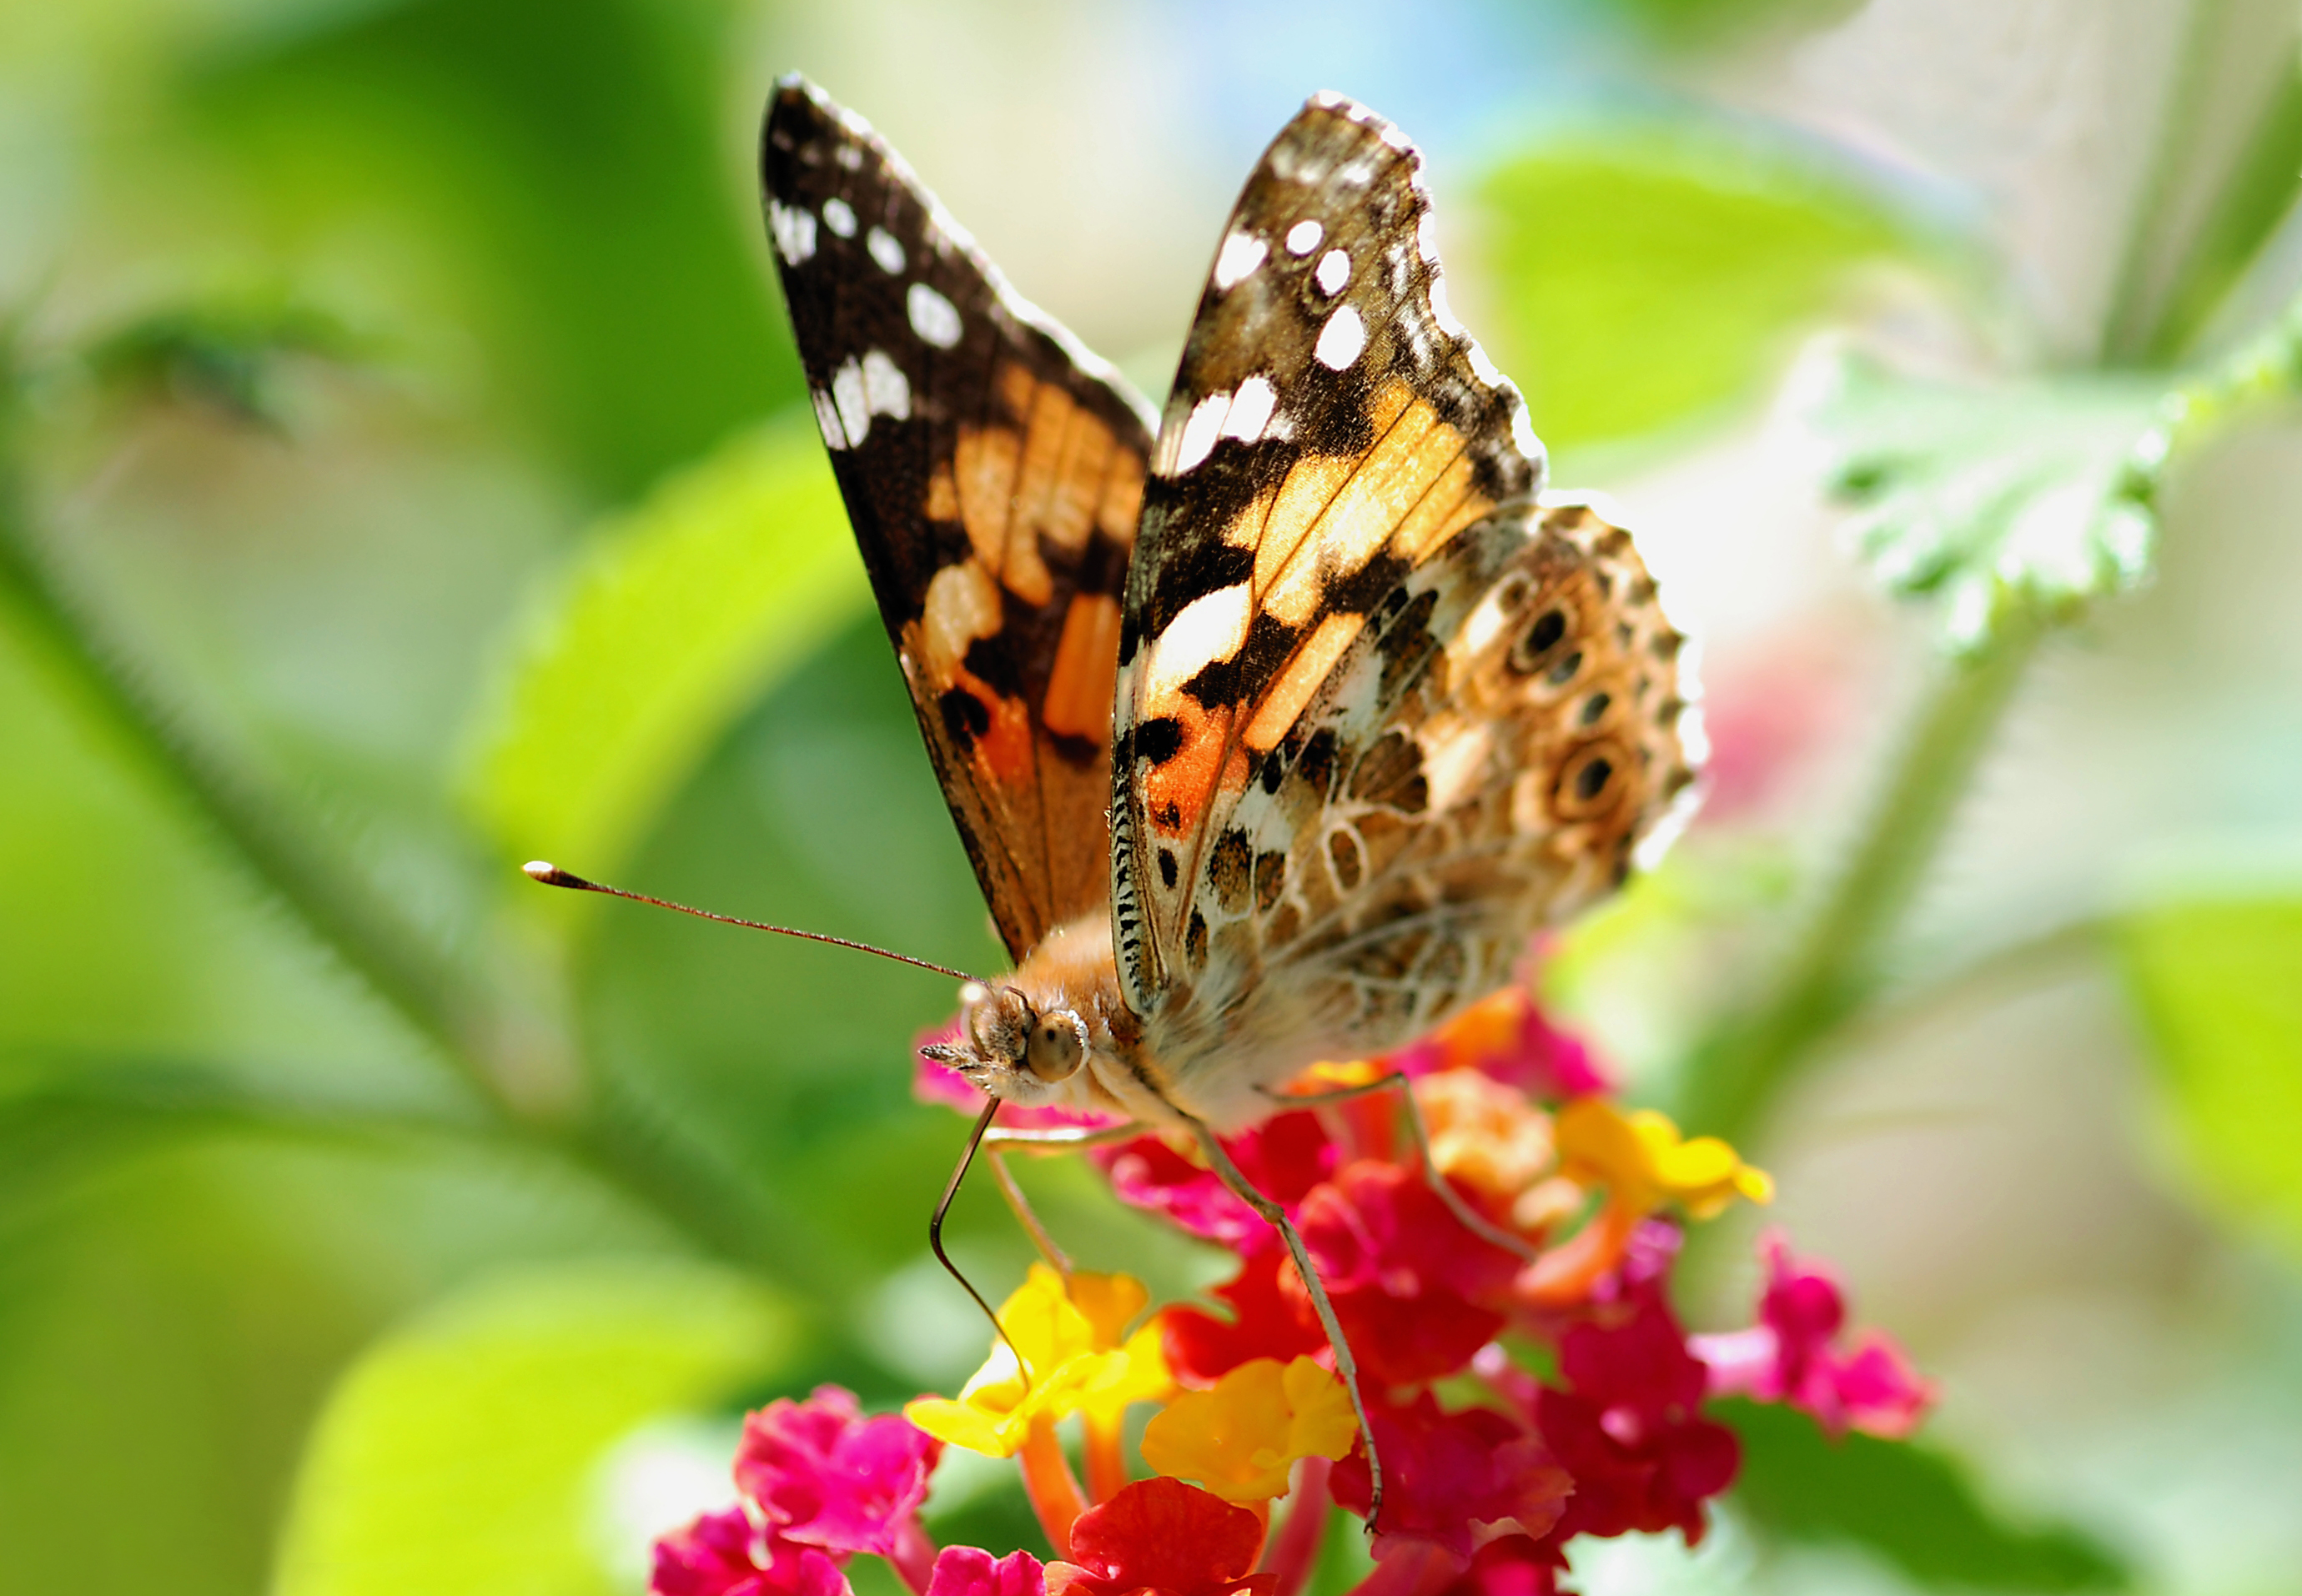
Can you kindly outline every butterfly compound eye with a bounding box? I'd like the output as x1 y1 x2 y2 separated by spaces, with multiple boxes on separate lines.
1025 1011 1086 1082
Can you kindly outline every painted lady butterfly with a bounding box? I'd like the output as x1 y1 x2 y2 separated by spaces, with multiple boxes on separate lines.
761 77 1697 1142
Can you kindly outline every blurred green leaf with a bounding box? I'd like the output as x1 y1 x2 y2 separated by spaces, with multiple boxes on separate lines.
1723 1399 2131 1589
189 0 802 499
1480 129 1914 452
1573 0 1864 50
459 419 867 878
1808 355 2164 653
274 1258 793 1596
2116 898 2302 1253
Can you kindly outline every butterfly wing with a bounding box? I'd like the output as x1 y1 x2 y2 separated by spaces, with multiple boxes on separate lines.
1108 96 1696 1123
763 78 1158 963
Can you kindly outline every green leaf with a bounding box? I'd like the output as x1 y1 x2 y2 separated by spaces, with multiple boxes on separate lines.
1722 1398 2131 1590
2115 898 2302 1252
274 1258 794 1596
1807 356 2164 653
459 419 867 878
1479 128 1915 453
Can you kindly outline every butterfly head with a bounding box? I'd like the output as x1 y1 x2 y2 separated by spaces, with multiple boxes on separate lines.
922 981 1089 1107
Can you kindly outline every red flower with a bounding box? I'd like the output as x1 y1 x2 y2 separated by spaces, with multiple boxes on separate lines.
926 1548 1047 1596
1431 1535 1567 1596
1096 1111 1337 1250
1330 1391 1571 1562
1164 1243 1330 1385
1046 1478 1274 1596
1531 1280 1739 1544
651 1508 853 1596
736 1386 942 1562
1690 1230 1933 1439
1299 1161 1520 1386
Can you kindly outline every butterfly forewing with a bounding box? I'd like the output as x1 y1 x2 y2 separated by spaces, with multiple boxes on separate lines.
1108 95 1696 1124
762 78 1157 962
1111 93 1549 1015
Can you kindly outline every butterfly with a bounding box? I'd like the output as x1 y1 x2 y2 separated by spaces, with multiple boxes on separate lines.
760 78 1696 1144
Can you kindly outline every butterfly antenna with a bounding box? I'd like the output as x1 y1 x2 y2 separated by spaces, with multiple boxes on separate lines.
932 1099 1028 1373
523 861 993 986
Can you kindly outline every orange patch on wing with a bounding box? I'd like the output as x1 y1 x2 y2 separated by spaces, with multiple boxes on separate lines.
1098 449 1145 545
1012 382 1076 558
1140 700 1234 840
1390 454 1490 565
927 465 959 523
1043 593 1120 742
1252 454 1358 610
957 425 1021 572
1043 406 1115 554
1243 611 1365 751
967 676 1035 783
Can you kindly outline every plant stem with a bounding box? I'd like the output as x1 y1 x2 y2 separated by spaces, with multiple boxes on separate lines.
0 329 819 1289
1673 617 2043 1147
0 337 511 1117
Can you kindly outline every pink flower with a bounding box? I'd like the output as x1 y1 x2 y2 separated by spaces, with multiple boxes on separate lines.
1431 1535 1566 1596
651 1507 853 1596
1691 1230 1934 1439
1298 1161 1520 1386
926 1547 1047 1596
1095 1111 1337 1250
1530 1274 1739 1545
736 1387 942 1558
1329 1391 1571 1562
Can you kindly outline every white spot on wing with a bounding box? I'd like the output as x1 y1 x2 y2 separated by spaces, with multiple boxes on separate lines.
861 349 910 419
867 227 906 274
1315 248 1350 296
831 359 870 445
1172 393 1229 474
771 203 817 265
1417 211 1442 266
811 387 847 449
822 197 857 238
907 283 962 349
1212 230 1268 291
1144 582 1254 705
1314 305 1365 370
1222 376 1277 444
1284 219 1324 256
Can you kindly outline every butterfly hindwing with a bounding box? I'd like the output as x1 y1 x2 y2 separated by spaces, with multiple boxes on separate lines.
762 78 1158 961
1149 494 1697 1122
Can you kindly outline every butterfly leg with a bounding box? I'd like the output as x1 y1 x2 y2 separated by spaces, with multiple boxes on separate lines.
978 1121 1148 1285
1262 1077 1542 1267
1181 1112 1386 1534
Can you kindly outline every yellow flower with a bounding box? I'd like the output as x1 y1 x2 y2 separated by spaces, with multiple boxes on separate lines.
903 1264 1169 1459
1138 1356 1359 1504
1555 1097 1773 1220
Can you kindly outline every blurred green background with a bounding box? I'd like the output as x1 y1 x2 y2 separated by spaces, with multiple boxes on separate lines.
4 0 2302 1593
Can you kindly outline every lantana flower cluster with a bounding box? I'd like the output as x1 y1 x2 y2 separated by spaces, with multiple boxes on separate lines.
653 986 1932 1596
